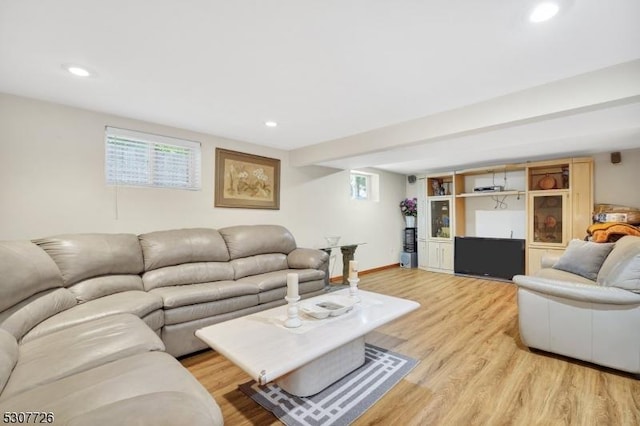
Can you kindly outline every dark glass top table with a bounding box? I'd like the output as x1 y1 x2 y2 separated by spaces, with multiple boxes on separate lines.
319 243 366 285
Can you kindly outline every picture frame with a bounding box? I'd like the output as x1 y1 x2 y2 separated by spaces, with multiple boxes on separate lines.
214 148 281 209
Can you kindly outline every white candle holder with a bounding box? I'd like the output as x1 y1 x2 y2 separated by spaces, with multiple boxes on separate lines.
348 278 360 300
284 296 302 328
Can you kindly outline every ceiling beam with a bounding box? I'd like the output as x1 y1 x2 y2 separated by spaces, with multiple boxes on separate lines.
290 59 640 167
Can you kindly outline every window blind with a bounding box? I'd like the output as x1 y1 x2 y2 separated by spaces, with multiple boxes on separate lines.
105 127 201 190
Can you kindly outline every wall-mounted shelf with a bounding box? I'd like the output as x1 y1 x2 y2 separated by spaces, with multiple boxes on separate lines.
455 163 526 176
456 190 524 198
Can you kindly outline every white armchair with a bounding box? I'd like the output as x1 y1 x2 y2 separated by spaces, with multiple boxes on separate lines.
513 235 640 374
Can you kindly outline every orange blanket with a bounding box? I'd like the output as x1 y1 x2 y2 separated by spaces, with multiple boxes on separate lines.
587 222 640 243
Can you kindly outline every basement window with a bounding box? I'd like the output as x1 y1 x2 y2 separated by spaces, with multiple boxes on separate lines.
105 127 201 190
350 170 379 201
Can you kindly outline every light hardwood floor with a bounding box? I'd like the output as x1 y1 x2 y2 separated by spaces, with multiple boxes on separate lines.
181 268 640 425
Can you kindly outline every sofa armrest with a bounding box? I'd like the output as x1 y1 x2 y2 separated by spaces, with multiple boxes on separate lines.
513 275 640 305
287 248 329 270
540 254 561 269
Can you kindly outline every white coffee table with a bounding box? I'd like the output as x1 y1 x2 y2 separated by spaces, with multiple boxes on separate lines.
195 289 420 396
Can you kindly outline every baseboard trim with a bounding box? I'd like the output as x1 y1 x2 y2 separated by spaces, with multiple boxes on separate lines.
329 263 400 283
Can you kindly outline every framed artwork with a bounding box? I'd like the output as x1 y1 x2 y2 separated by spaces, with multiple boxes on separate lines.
214 148 280 209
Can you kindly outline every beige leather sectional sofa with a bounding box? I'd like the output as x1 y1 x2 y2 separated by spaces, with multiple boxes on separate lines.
513 235 640 375
0 225 329 425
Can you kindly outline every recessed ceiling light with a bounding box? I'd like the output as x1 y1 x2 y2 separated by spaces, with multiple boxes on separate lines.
529 2 560 23
64 65 91 77
265 121 278 128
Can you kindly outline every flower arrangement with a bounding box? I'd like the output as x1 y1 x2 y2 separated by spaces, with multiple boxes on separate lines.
400 198 417 217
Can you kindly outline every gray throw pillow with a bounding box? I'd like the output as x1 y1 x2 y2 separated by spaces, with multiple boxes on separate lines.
552 239 615 281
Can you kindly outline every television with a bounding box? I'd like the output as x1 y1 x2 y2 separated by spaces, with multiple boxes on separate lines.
454 236 525 281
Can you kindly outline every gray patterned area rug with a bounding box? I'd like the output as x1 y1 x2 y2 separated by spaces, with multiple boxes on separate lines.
239 344 418 426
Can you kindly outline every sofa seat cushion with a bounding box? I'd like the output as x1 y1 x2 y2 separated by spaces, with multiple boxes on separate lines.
66 391 222 426
142 262 235 291
150 280 258 309
0 352 223 426
535 267 596 284
142 310 165 334
0 329 18 394
1 314 164 400
163 294 260 325
237 268 326 292
21 291 163 343
258 279 326 304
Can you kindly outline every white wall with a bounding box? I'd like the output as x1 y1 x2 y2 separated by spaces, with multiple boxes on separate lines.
462 171 526 239
593 148 640 208
0 93 407 277
463 197 526 239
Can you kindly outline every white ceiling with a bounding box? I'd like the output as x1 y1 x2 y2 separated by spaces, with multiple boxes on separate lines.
1 0 639 174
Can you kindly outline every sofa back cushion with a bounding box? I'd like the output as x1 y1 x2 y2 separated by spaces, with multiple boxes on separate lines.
597 236 640 293
34 234 144 302
0 241 64 313
220 225 297 260
68 276 145 303
0 288 77 340
139 228 230 271
0 328 18 394
142 262 235 291
231 254 289 280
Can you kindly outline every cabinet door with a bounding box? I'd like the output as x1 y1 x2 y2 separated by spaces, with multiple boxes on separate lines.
440 242 454 271
426 241 454 272
571 160 593 240
427 243 440 269
429 198 452 239
529 191 570 247
418 240 428 269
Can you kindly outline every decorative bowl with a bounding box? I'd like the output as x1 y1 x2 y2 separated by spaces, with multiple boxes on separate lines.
324 236 341 246
300 295 356 319
300 304 331 319
539 174 557 190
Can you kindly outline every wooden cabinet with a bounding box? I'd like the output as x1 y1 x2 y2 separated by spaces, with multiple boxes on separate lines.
427 241 453 273
525 158 593 274
418 239 428 269
424 173 455 273
414 156 593 277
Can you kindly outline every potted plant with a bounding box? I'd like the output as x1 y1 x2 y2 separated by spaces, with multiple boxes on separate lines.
400 198 418 228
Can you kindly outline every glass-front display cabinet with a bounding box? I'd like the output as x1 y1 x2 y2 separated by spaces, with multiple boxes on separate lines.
429 198 451 239
529 192 569 246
